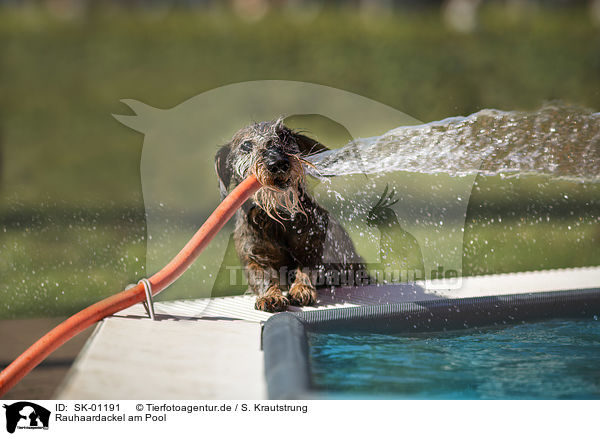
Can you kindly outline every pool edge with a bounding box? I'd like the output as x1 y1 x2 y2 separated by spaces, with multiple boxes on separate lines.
262 288 600 399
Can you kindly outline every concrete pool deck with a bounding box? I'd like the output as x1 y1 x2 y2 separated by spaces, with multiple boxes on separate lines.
55 266 600 399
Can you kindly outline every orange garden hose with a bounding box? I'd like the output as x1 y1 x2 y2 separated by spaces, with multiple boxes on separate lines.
0 175 262 398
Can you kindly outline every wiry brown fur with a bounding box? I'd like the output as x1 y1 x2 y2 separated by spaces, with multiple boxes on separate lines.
215 118 367 312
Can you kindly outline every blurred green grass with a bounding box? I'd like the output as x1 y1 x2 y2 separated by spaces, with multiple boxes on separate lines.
2 4 599 207
0 4 599 318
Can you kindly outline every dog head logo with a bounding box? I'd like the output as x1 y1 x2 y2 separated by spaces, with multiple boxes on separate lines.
3 402 50 433
113 81 477 303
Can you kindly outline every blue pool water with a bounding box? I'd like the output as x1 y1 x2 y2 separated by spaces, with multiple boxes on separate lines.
308 318 600 399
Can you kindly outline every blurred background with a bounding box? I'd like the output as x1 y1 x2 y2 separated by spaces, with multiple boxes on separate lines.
1 0 599 320
1 0 599 399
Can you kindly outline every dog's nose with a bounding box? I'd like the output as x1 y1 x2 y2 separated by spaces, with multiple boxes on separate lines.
270 158 290 173
264 150 290 174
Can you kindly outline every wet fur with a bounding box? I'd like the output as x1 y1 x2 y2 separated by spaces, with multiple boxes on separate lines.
215 118 366 312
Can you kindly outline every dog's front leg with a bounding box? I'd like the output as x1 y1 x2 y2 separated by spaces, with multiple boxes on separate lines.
246 262 289 312
288 267 317 307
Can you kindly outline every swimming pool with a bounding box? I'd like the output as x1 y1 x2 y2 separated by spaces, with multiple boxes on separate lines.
262 288 600 399
309 319 600 399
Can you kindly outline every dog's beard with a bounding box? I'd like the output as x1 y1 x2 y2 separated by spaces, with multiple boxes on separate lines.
251 155 306 222
254 184 303 221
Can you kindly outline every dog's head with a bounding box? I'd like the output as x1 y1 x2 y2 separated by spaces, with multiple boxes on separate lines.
215 118 328 218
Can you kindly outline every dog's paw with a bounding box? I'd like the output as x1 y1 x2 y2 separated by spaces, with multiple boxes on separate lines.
288 283 317 307
255 293 289 312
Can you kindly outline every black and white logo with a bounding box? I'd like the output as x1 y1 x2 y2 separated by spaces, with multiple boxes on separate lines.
2 402 50 434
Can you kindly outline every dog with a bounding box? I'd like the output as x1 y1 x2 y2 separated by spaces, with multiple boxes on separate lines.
215 118 368 312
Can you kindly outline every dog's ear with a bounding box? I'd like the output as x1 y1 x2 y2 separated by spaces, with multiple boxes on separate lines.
215 144 232 200
292 132 330 157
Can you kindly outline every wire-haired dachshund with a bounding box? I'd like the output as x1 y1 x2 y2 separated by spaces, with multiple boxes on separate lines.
215 118 367 312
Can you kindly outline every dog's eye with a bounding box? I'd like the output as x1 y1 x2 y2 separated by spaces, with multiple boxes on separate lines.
241 141 253 152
